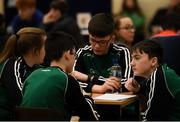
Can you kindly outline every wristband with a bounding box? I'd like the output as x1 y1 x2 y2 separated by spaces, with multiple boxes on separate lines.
87 74 93 82
87 74 99 84
91 75 99 84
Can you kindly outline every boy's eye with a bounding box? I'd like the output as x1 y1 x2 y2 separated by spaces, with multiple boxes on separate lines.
134 56 140 60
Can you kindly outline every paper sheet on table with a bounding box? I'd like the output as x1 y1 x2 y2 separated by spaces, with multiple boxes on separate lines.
94 93 136 100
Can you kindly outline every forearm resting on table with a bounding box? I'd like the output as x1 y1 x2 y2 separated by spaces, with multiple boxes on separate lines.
92 84 105 93
71 70 88 82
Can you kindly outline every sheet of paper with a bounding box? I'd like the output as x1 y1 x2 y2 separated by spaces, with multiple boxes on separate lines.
94 93 136 100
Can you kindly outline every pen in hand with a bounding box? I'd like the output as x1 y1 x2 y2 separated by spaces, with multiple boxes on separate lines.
98 78 126 84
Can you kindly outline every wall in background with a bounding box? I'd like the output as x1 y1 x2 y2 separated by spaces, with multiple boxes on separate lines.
67 0 111 17
0 0 4 13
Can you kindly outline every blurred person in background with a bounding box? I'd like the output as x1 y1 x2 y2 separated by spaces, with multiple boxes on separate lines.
148 0 180 36
9 0 43 33
114 15 135 50
150 7 180 76
41 0 84 49
0 27 46 120
118 0 145 44
151 5 180 38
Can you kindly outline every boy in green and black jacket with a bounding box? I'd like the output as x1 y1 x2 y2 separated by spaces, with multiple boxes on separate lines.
125 39 180 121
74 13 131 94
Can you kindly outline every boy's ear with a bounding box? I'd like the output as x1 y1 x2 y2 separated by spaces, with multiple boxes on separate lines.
151 57 158 67
64 50 71 60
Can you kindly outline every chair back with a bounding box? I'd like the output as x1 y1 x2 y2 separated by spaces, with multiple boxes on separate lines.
153 36 180 76
14 106 67 120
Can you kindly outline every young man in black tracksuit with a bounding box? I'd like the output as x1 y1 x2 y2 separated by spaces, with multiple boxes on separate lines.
125 39 180 120
74 13 131 94
73 13 132 120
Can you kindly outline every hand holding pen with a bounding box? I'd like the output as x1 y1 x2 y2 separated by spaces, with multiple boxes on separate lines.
97 76 122 93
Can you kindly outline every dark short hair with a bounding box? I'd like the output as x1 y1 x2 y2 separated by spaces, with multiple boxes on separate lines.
45 31 76 61
161 3 180 31
162 11 180 31
50 0 69 15
132 39 163 65
88 13 115 37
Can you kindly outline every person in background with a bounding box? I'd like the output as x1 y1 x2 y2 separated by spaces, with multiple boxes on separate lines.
73 13 131 120
148 0 180 36
21 32 99 121
151 3 180 38
114 15 135 50
9 0 43 33
41 0 84 49
150 7 180 76
119 0 145 44
113 16 137 120
125 39 180 121
0 27 46 120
